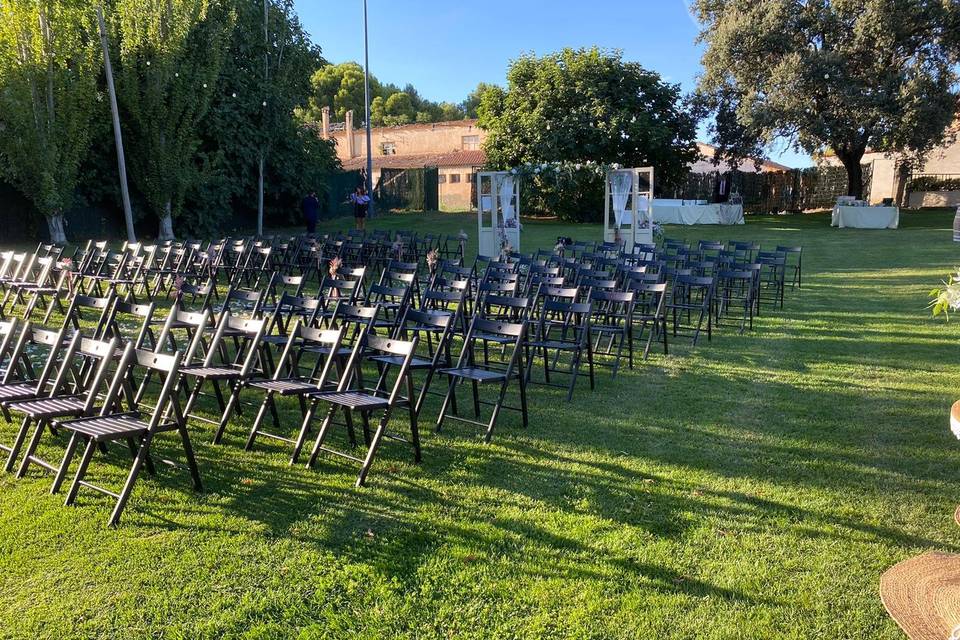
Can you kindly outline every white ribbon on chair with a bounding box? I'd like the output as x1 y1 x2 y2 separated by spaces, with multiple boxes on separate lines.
611 171 632 228
498 174 516 225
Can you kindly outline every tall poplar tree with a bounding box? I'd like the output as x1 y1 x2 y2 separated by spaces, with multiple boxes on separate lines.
112 0 233 239
0 0 101 243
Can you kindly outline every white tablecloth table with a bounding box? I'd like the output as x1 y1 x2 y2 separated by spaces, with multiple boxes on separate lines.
653 203 745 225
831 205 899 229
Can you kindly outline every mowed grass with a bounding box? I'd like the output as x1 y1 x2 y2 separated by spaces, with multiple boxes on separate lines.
2 209 960 639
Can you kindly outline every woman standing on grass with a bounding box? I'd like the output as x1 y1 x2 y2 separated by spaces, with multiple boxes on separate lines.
350 185 370 232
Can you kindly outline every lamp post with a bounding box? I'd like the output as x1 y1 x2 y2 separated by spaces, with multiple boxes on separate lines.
362 0 374 218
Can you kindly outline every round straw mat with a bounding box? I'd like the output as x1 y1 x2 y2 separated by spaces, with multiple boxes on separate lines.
880 551 960 640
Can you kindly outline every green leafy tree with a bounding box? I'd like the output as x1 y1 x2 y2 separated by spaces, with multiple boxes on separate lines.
369 95 386 126
462 82 497 119
439 101 465 121
383 91 415 126
479 47 699 222
112 0 233 239
0 0 101 243
198 0 334 234
694 0 960 199
304 61 380 124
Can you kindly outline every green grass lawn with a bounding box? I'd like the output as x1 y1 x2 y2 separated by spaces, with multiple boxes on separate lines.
2 209 960 638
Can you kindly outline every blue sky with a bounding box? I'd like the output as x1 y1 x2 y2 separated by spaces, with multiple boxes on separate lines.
293 0 812 168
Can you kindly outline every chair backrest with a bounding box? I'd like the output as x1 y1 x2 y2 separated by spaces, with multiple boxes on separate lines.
0 318 22 383
589 290 636 325
356 333 419 402
272 323 344 389
477 294 530 323
127 347 185 431
328 302 379 346
107 299 156 350
220 286 265 318
62 291 116 338
155 305 213 365
50 334 119 410
206 312 268 376
537 299 592 343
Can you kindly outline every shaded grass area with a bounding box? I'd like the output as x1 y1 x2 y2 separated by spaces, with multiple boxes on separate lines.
1 209 960 638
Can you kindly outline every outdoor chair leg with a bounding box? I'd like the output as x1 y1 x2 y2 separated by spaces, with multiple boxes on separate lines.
4 416 32 473
50 433 80 494
16 418 50 478
64 438 97 506
245 393 273 451
108 435 151 527
356 410 393 487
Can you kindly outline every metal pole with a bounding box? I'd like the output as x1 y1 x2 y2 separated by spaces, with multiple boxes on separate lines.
362 0 374 217
257 0 268 237
96 4 136 244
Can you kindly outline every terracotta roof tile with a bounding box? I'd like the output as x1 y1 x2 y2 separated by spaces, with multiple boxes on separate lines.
342 149 486 171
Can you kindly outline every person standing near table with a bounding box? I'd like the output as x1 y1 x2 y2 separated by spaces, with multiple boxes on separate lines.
350 185 370 232
301 191 320 234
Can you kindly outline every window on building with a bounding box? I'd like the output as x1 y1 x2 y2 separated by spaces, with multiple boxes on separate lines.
461 135 480 151
449 173 461 184
438 174 446 184
380 141 396 155
464 172 473 184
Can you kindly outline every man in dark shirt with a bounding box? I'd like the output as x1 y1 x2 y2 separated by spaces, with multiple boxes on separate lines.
302 191 319 234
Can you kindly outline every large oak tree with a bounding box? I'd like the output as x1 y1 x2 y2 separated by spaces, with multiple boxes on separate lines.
695 0 960 198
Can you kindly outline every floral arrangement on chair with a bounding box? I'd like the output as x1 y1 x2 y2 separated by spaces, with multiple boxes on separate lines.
328 257 343 299
58 257 75 296
426 249 439 275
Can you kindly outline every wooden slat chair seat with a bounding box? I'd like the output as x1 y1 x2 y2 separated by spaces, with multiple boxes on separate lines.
54 348 202 527
435 316 528 443
304 333 420 487
0 324 72 424
8 335 120 478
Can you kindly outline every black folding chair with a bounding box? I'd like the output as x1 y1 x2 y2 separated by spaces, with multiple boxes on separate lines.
588 290 635 376
8 335 120 478
377 307 457 416
629 282 669 359
179 312 269 444
243 324 345 462
776 245 803 289
716 269 755 334
304 333 421 487
0 324 71 426
435 317 528 443
54 347 202 526
668 275 715 345
524 299 594 401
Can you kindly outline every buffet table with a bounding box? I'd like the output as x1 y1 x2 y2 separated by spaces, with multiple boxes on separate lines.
831 205 899 229
653 200 745 225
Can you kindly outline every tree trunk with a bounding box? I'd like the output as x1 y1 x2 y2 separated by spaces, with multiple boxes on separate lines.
46 213 67 244
158 201 175 240
836 149 865 199
257 153 265 237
